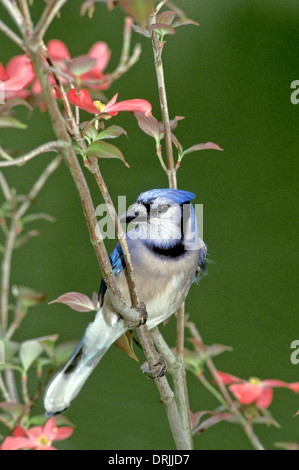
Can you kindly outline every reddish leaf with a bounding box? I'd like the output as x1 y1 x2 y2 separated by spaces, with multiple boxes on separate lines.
193 412 233 434
183 142 223 156
49 292 97 312
134 111 160 141
114 331 139 362
156 11 177 25
189 410 211 430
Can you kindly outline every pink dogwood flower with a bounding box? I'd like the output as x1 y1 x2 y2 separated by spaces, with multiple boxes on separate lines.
1 418 73 451
32 39 111 96
216 371 299 409
0 55 35 100
67 89 152 116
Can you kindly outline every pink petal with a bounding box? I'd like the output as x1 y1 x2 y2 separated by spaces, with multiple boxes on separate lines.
215 371 242 385
262 379 296 389
67 88 99 114
289 383 299 393
88 41 111 73
12 426 27 437
44 418 73 442
104 98 152 116
48 39 71 62
0 63 8 81
4 55 34 92
229 383 262 405
1 436 37 450
256 388 273 408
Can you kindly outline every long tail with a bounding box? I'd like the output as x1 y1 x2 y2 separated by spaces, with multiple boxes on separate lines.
44 308 127 416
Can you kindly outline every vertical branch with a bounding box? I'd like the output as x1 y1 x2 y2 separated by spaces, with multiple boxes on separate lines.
149 10 177 190
1 221 17 331
149 3 191 446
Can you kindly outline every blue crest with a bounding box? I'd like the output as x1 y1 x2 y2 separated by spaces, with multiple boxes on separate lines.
137 188 196 205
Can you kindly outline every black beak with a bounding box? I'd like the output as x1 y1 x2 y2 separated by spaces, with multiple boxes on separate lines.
119 204 147 223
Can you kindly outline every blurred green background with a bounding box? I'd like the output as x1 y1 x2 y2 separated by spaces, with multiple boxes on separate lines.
0 0 298 450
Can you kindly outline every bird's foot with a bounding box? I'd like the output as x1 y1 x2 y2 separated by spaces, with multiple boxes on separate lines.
127 302 148 329
140 354 167 379
137 302 148 326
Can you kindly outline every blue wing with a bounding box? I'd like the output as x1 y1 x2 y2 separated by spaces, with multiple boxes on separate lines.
98 241 128 307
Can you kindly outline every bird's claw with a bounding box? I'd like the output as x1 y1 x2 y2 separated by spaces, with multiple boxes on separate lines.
127 302 148 329
140 354 167 379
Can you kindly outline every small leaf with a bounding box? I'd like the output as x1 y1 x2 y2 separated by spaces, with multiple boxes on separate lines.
193 412 233 434
86 140 130 167
118 0 154 28
19 340 44 372
134 112 160 141
156 11 177 25
148 23 176 36
49 292 97 312
54 341 79 366
114 331 139 362
0 116 27 129
1 340 19 363
173 18 199 28
96 125 128 140
182 142 223 156
189 410 212 430
0 402 26 418
0 98 33 115
65 56 96 77
12 286 45 308
131 24 151 37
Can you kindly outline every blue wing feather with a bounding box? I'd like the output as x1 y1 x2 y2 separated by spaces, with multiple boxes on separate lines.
98 240 128 306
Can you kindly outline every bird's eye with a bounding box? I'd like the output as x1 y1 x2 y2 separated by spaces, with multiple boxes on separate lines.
159 204 170 213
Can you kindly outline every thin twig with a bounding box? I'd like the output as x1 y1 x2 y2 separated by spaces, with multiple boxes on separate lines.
0 172 12 201
0 0 23 29
18 0 33 38
33 0 67 41
186 321 265 450
0 19 27 51
17 154 62 219
149 7 177 189
0 141 63 168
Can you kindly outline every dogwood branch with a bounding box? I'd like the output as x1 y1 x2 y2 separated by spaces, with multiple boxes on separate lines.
149 6 177 190
0 0 23 29
0 141 64 167
0 18 27 51
33 0 68 42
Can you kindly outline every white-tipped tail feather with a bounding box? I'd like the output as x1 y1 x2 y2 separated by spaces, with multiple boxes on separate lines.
44 308 127 416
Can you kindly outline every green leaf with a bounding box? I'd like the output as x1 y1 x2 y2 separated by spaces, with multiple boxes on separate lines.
54 341 78 366
0 116 27 129
86 140 130 167
0 98 33 115
148 23 176 36
96 125 127 140
19 340 44 372
0 340 19 363
65 56 96 77
118 0 154 28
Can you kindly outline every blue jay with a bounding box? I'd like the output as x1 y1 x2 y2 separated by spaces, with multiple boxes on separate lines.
44 189 207 415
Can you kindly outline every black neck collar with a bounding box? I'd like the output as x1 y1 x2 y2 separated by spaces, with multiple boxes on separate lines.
144 240 186 258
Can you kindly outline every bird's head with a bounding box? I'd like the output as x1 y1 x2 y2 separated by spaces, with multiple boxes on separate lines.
120 189 199 250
